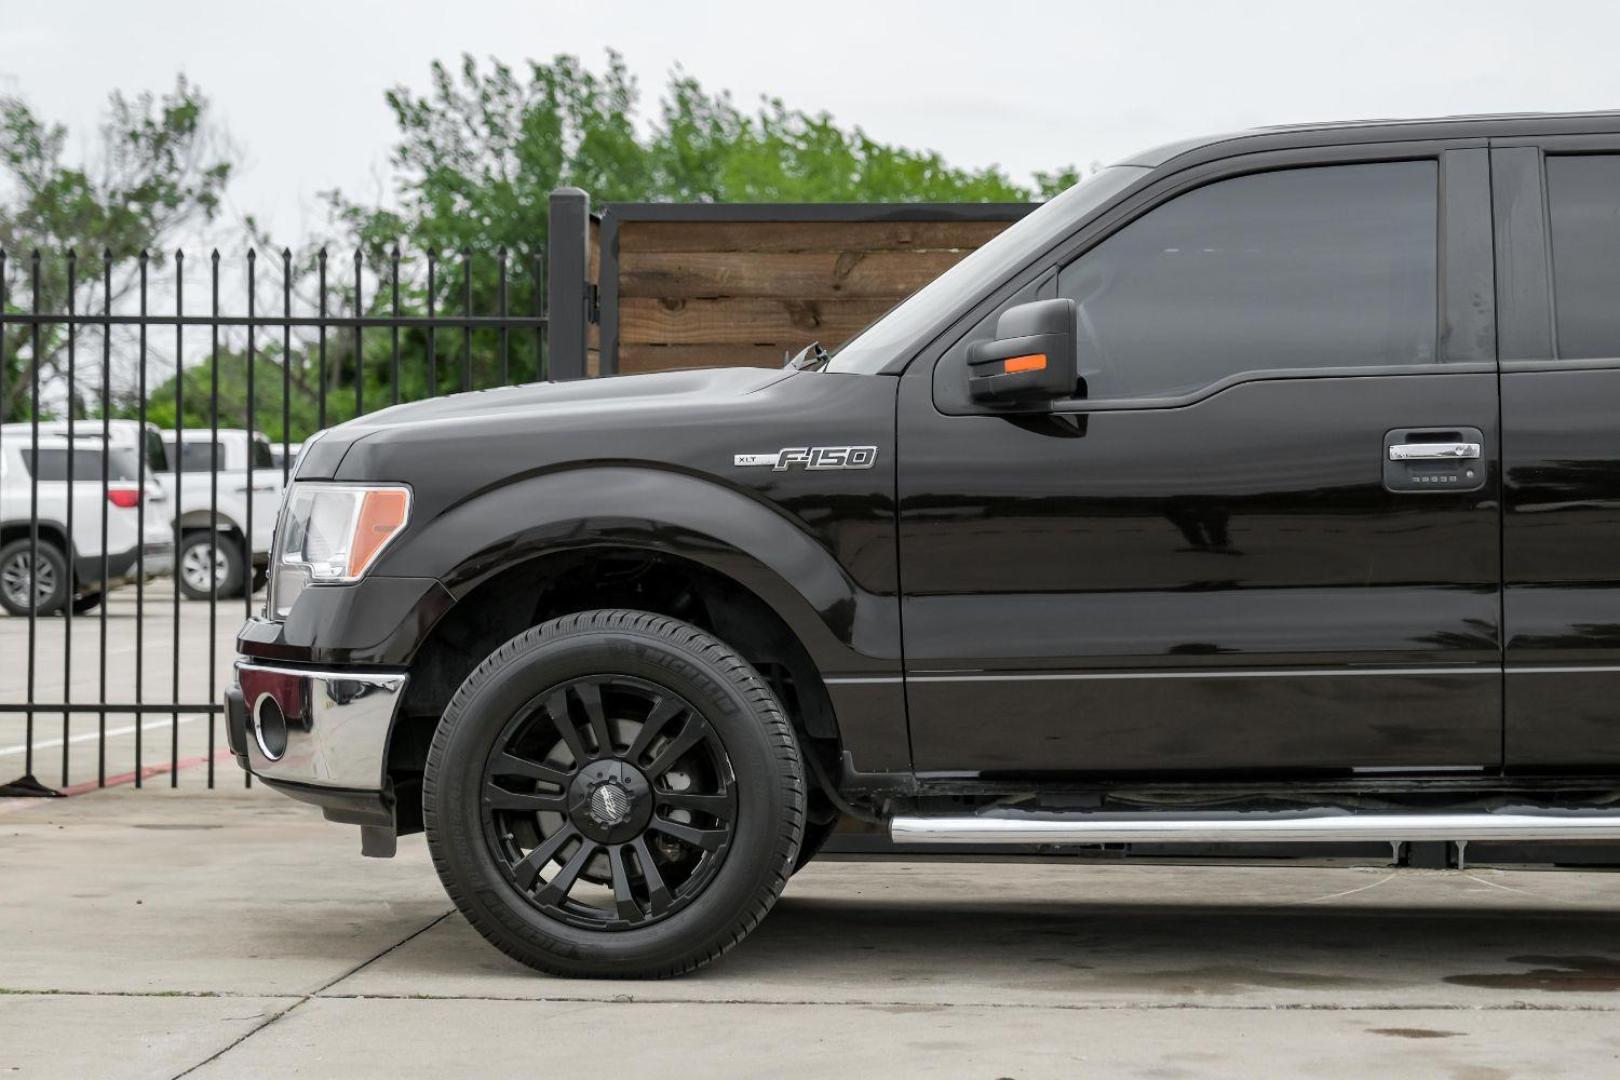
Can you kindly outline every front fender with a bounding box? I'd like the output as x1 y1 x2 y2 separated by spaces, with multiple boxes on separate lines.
376 465 899 676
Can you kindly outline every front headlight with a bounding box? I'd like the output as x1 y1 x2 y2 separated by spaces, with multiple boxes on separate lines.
268 482 411 619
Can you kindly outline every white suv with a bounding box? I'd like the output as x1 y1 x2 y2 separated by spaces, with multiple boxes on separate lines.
34 421 285 601
0 425 174 616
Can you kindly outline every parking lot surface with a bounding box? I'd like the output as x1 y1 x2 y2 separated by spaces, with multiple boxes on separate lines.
0 581 245 792
3 785 1619 1077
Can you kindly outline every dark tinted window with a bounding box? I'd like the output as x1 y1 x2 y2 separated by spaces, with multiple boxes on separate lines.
1057 162 1438 401
1547 155 1620 360
251 439 274 469
145 429 169 473
162 441 226 472
25 448 139 481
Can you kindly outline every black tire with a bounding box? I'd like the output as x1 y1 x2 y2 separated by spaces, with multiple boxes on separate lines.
71 590 104 615
425 609 806 978
0 538 70 616
793 810 841 874
177 530 245 600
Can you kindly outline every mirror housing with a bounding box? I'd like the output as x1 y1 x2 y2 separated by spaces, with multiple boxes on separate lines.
965 298 1080 407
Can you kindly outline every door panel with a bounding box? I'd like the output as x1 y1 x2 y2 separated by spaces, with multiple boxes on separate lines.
899 148 1502 777
899 372 1502 774
1496 140 1620 768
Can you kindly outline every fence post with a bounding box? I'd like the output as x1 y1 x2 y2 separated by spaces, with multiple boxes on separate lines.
547 187 590 380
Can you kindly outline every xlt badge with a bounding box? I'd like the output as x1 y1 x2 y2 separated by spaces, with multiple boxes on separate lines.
734 446 877 471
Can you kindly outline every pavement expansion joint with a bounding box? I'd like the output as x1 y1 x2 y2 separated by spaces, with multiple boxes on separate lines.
167 909 454 1079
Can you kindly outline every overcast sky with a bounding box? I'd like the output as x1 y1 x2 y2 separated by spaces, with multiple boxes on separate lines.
4 0 1620 243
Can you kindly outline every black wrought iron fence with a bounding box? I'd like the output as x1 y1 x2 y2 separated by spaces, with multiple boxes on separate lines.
0 243 551 793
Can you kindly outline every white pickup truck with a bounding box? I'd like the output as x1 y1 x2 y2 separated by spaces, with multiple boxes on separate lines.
0 425 173 615
32 421 283 601
158 428 282 599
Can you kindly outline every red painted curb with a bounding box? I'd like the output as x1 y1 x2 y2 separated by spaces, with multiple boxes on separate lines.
60 749 238 795
0 750 237 812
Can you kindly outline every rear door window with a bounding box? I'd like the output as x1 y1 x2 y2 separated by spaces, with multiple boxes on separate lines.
1545 154 1620 359
162 441 227 472
23 448 137 481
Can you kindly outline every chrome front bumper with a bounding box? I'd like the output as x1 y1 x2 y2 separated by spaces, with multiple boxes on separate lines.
229 661 407 790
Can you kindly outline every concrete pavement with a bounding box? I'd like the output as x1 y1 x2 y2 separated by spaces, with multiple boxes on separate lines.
3 785 1620 1077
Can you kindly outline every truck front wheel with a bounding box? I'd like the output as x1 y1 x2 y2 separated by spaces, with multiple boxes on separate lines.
424 609 807 978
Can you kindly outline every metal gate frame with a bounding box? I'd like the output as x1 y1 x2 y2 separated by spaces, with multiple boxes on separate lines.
0 195 587 790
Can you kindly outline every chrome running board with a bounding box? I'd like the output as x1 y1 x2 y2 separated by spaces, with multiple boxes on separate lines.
889 809 1620 845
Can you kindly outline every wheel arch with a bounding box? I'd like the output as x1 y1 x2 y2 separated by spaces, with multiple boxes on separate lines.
176 509 244 536
0 520 71 556
380 465 897 665
386 545 848 794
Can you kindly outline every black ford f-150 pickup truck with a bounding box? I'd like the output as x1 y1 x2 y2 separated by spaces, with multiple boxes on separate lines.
227 112 1620 978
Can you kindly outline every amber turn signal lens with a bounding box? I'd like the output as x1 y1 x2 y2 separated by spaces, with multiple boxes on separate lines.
346 488 411 577
1003 354 1047 374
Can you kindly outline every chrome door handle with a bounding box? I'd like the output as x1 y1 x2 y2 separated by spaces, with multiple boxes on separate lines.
1388 442 1481 461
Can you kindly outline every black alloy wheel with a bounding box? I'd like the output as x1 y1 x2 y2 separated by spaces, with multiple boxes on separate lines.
481 674 737 930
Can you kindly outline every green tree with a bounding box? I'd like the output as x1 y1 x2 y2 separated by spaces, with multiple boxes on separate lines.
334 52 1072 249
127 344 329 445
324 53 1081 402
0 78 235 421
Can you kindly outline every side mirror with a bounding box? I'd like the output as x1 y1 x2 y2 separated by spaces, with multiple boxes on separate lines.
965 298 1079 407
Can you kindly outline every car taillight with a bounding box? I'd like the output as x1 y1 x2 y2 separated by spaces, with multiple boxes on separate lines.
107 487 141 508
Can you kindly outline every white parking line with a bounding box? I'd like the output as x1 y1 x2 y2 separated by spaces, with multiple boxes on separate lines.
0 713 206 758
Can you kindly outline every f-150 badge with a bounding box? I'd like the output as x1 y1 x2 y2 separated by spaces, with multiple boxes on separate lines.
734 446 877 471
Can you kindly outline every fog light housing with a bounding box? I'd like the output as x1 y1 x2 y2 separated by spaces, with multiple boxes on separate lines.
253 694 289 761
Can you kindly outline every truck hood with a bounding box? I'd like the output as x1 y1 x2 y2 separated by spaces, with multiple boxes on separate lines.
298 366 795 478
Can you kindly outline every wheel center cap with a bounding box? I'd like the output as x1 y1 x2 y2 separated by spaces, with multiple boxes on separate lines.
568 760 653 843
589 783 631 825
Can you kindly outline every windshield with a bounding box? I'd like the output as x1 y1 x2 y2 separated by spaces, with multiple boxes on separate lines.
827 166 1150 374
